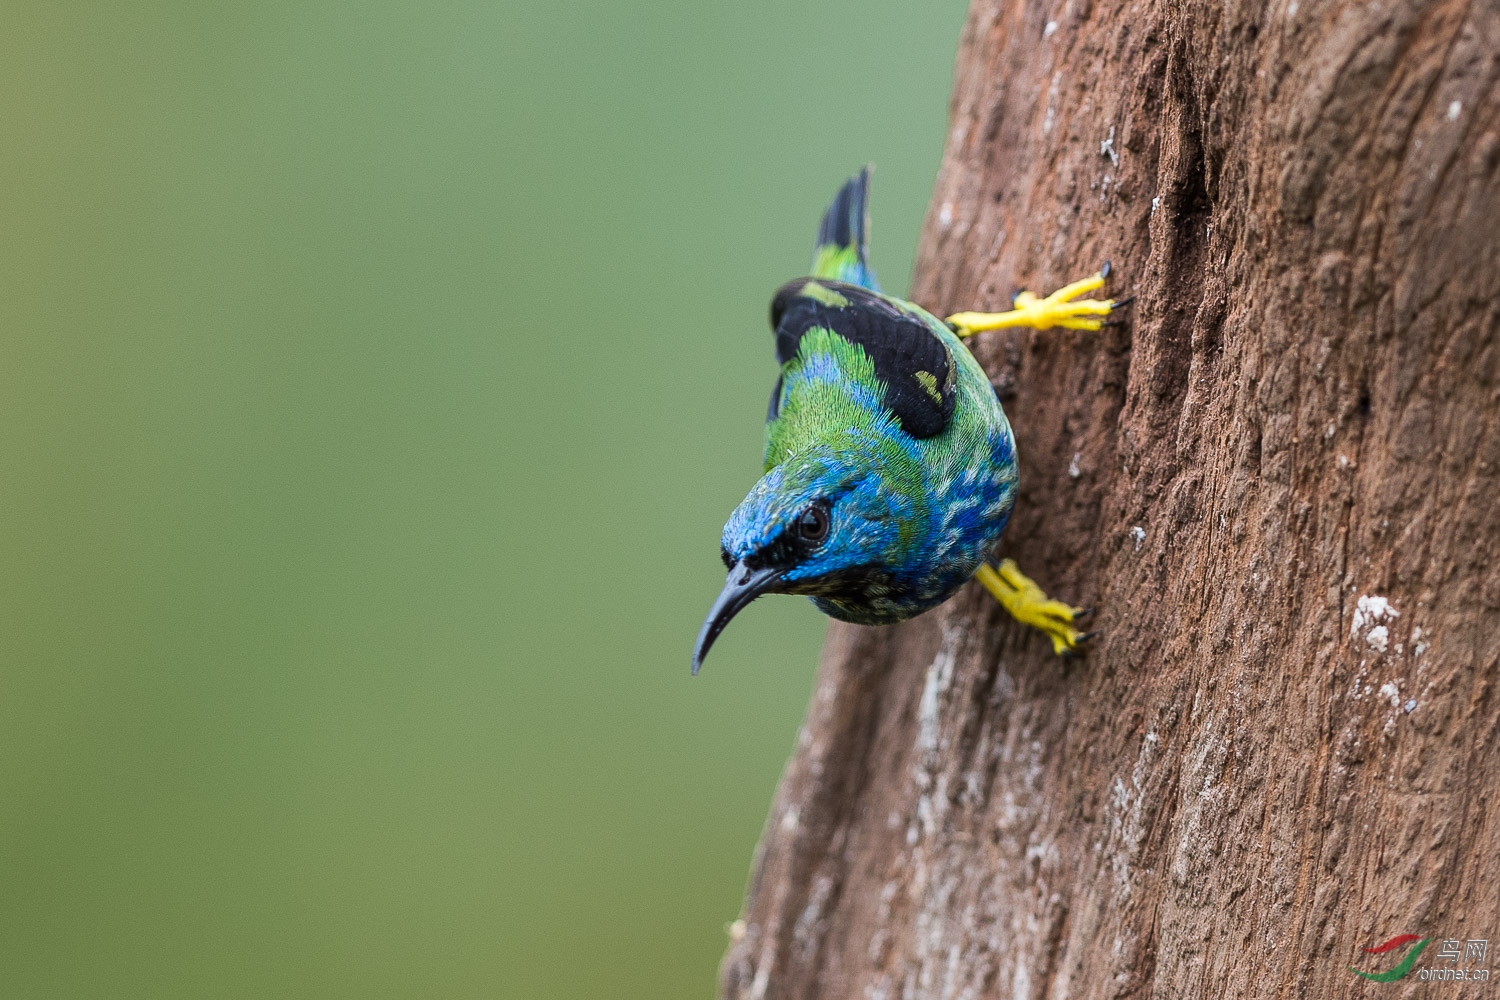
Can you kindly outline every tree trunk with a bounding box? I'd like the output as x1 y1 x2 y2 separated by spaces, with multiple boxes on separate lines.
720 0 1500 996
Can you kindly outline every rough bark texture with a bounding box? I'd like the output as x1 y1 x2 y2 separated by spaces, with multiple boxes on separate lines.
720 0 1500 996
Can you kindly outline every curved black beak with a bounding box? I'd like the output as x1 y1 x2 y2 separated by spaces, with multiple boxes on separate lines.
691 561 783 675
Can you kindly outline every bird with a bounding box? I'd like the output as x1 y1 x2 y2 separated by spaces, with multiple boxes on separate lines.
692 167 1120 674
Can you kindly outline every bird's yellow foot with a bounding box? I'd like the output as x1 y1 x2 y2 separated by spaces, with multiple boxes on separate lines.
973 559 1093 655
947 267 1118 335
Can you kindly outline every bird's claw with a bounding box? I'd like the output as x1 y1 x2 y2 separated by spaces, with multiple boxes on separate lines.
974 559 1094 656
946 266 1124 336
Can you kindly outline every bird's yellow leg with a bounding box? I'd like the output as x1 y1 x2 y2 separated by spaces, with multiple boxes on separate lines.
973 559 1092 655
947 270 1116 336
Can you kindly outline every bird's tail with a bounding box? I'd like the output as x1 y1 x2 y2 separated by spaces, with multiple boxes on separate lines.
810 166 879 291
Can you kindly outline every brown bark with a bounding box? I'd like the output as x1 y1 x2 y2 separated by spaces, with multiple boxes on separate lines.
720 0 1500 996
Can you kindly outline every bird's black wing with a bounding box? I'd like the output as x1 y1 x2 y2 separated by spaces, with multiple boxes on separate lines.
767 278 956 439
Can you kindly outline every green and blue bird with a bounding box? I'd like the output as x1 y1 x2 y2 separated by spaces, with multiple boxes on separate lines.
692 168 1120 673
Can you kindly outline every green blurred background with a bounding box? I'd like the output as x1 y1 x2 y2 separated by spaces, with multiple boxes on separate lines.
0 2 965 996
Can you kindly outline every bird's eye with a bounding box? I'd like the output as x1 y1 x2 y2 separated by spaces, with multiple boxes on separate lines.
796 504 830 544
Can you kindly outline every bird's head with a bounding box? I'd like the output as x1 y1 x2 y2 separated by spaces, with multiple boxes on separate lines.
692 442 921 673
